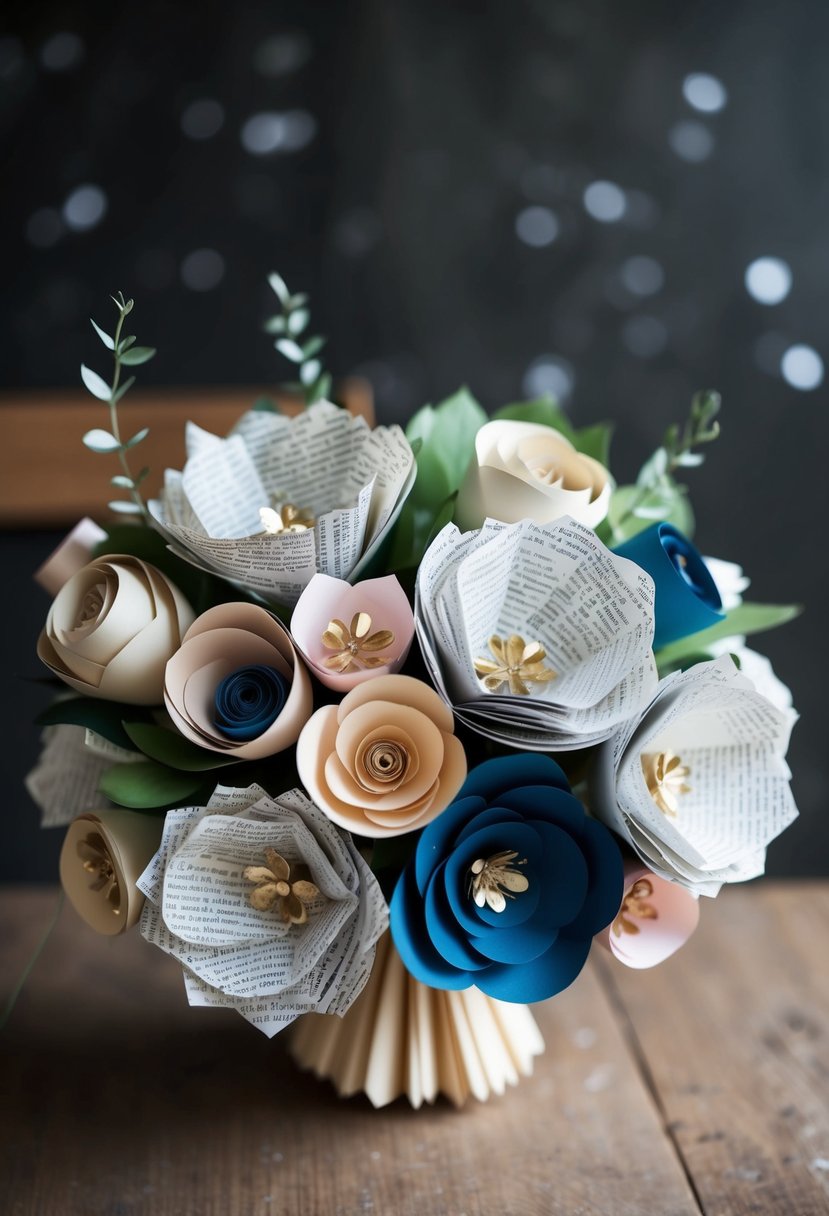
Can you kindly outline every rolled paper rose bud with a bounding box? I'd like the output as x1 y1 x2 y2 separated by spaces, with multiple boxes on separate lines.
597 861 700 969
290 573 415 693
296 674 467 837
454 419 611 532
37 554 195 704
164 602 312 758
33 518 108 596
613 522 724 649
60 809 163 935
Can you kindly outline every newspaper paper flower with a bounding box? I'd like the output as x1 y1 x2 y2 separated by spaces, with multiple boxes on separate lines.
148 402 416 608
137 784 388 1036
416 517 658 750
454 419 611 532
296 674 467 838
37 554 194 705
291 574 415 692
590 655 799 896
597 860 700 969
614 523 724 649
390 755 624 1002
164 602 312 758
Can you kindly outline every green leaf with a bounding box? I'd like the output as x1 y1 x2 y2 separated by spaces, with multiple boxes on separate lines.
302 335 326 359
110 475 135 489
288 308 310 335
90 318 115 350
276 338 304 363
268 272 290 305
118 334 137 353
124 427 150 448
119 346 156 366
307 372 331 403
83 429 121 454
108 500 143 514
99 760 207 810
289 293 308 309
263 315 287 335
575 422 614 468
35 698 145 752
123 721 240 771
251 396 278 413
493 397 613 467
406 388 487 498
300 358 322 386
80 364 112 401
654 602 803 671
607 482 694 543
112 376 136 403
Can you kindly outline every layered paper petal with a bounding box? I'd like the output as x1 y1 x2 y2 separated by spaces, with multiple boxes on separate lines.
597 861 700 968
33 518 108 596
60 808 163 935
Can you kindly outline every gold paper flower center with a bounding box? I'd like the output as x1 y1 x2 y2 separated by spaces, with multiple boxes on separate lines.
242 847 320 925
474 634 557 696
259 503 316 534
612 878 659 937
468 850 529 914
321 612 396 674
77 832 121 916
364 740 409 784
641 751 691 818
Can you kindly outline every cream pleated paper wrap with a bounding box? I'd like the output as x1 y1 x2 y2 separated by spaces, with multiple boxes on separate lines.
289 932 544 1108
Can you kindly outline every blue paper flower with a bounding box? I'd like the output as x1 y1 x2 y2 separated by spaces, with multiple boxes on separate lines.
389 755 624 1003
214 664 288 741
613 522 723 649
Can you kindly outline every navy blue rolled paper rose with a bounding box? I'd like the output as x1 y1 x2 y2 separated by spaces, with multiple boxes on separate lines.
389 755 624 1003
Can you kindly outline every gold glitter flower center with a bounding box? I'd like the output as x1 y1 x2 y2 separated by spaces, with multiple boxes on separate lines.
474 634 557 696
77 832 121 916
259 503 315 534
642 751 691 818
243 847 320 925
612 878 659 937
468 850 529 914
321 612 395 673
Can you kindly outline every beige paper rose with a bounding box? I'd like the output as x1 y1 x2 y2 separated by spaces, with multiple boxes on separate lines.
37 554 194 705
60 808 163 935
296 674 467 837
454 419 611 531
164 602 312 758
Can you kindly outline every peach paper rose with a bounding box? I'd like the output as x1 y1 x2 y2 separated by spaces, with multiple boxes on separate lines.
296 675 467 838
37 554 194 705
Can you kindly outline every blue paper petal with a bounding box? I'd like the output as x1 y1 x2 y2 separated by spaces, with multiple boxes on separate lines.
213 664 288 741
450 821 543 929
497 786 586 837
525 819 589 928
424 867 490 972
390 868 471 990
475 934 592 1003
415 795 486 896
561 816 624 938
443 825 541 936
453 805 523 848
468 915 557 965
458 754 570 803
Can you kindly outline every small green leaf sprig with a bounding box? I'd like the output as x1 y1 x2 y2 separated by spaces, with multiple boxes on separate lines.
264 272 330 406
81 292 155 521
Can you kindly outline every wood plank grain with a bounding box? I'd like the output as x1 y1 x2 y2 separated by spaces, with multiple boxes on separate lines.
597 882 829 1216
0 381 374 526
0 887 700 1216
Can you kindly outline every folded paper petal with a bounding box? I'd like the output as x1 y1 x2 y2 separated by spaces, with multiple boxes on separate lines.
60 808 163 935
598 861 700 968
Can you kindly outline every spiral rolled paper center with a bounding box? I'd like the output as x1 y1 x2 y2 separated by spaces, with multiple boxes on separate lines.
213 664 289 741
662 533 721 609
363 740 409 784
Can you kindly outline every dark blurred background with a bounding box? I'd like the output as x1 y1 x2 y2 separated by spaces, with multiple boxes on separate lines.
1 0 826 879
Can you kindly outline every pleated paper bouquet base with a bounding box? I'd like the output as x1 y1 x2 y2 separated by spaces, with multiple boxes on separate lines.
289 932 545 1108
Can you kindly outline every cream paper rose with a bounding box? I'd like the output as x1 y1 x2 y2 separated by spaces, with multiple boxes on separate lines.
454 419 611 532
37 554 194 705
296 675 467 837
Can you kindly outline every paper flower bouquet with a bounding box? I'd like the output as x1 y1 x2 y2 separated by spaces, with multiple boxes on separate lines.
25 278 801 1108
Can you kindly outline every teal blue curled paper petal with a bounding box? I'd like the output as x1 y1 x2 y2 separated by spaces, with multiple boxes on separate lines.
213 664 289 741
389 754 624 1003
613 521 723 649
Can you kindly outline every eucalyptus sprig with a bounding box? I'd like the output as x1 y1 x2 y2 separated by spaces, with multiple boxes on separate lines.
264 272 330 406
81 292 155 521
606 390 721 543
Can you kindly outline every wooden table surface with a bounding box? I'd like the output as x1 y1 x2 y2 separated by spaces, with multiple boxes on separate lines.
1 883 827 1216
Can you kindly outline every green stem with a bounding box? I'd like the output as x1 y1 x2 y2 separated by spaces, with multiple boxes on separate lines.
108 303 150 523
0 891 65 1032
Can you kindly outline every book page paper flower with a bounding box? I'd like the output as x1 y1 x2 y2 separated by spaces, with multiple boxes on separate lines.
291 574 415 692
390 755 623 1002
148 402 416 608
296 674 467 838
416 517 657 750
137 784 388 1036
37 554 194 705
590 655 799 896
614 522 723 649
60 808 163 935
164 602 312 758
290 931 545 1108
454 419 611 532
597 861 700 969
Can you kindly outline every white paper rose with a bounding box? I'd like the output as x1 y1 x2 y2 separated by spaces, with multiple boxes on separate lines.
137 784 388 1036
149 402 416 607
37 554 194 705
454 420 611 532
590 655 799 896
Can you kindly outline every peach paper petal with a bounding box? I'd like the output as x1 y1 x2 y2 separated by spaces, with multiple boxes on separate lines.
336 674 455 735
34 518 108 596
334 702 444 807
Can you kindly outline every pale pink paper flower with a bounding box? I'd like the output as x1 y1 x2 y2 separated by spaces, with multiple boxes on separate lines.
597 860 700 969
